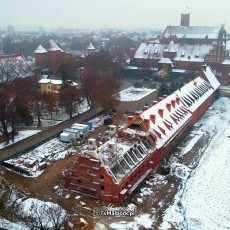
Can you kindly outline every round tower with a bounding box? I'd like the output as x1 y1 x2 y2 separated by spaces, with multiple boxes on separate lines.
34 45 48 68
46 39 63 73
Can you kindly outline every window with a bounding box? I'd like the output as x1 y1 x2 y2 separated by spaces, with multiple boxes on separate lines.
100 175 104 180
77 179 81 184
100 186 105 190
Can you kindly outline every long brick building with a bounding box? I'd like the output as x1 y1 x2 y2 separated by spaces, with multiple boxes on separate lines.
65 65 220 204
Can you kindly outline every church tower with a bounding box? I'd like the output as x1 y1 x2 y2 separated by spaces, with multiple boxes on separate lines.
180 7 190 26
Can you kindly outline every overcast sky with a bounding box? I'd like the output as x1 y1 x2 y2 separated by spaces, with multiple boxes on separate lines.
0 0 229 31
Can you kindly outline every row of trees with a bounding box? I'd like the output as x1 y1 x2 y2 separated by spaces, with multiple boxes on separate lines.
0 77 82 144
0 50 122 144
81 50 121 110
56 50 122 111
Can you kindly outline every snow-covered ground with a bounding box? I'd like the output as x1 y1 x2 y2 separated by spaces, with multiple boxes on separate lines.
0 130 41 150
160 97 230 229
0 198 67 230
119 87 156 101
33 99 90 127
4 138 75 177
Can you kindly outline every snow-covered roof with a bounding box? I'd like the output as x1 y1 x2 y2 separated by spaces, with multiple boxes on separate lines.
39 79 62 85
175 77 214 112
226 40 230 51
139 74 218 148
134 42 213 62
221 57 230 66
134 43 163 59
163 26 220 39
201 65 220 90
141 93 192 149
47 39 62 52
87 42 95 50
166 41 177 52
159 58 173 64
0 54 33 83
34 45 47 54
173 43 213 63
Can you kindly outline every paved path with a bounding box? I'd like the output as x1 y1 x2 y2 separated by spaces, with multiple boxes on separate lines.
0 79 158 162
0 105 101 162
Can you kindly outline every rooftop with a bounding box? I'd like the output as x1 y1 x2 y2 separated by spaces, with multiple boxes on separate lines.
163 26 220 39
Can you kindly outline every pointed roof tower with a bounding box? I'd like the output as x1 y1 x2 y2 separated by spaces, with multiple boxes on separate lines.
34 44 47 54
47 39 62 52
87 42 95 50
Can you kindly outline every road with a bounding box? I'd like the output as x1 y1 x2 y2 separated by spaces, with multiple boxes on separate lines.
0 79 158 162
0 105 101 162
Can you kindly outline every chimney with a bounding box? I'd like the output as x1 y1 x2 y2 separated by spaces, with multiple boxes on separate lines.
152 101 158 106
194 81 197 86
158 97 164 102
144 118 150 129
150 114 156 124
202 64 207 72
158 109 164 118
135 111 141 117
127 116 134 124
176 97 180 105
143 105 149 111
166 103 171 111
171 100 176 108
163 94 168 99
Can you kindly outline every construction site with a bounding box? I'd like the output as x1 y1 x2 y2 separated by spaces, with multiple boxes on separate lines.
64 65 220 205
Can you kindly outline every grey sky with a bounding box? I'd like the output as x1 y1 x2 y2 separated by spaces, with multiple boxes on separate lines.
0 0 229 31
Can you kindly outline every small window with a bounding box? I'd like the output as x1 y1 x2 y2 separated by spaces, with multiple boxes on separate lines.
101 186 105 190
100 175 104 180
77 179 81 184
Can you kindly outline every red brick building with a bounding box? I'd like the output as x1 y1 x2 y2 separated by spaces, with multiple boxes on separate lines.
65 66 220 204
132 14 230 85
34 39 67 74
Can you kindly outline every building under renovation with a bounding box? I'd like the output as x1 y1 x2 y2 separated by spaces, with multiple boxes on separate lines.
65 65 220 204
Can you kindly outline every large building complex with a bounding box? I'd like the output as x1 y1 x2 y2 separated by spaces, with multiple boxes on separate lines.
131 13 230 85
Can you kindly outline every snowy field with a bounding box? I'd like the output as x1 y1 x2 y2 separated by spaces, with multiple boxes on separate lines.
0 130 41 150
119 87 156 101
160 97 230 229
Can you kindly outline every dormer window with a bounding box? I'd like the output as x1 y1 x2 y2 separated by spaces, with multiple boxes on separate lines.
181 50 185 57
144 49 148 54
154 48 158 54
195 51 200 58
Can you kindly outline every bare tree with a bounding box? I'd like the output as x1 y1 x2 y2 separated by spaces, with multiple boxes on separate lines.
23 200 69 230
92 76 120 111
59 85 82 119
0 88 19 144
